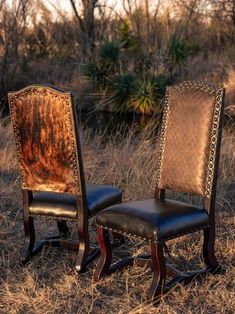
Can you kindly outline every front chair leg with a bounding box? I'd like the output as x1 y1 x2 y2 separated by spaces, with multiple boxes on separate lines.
94 227 112 281
21 215 35 264
148 241 166 302
203 226 219 272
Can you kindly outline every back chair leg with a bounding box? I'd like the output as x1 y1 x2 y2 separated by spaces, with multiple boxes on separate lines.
94 227 112 280
203 226 219 272
75 222 89 273
148 241 166 302
21 215 35 264
57 220 70 238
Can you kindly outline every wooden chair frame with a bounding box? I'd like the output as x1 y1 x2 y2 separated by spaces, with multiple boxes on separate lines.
8 85 124 273
94 81 225 302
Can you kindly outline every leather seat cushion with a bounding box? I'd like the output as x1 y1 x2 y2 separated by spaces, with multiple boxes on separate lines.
29 183 122 219
96 199 209 241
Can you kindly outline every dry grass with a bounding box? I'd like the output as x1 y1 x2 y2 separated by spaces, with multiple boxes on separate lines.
0 121 234 314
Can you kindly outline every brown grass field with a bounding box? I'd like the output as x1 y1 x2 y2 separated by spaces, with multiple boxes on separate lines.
0 121 234 314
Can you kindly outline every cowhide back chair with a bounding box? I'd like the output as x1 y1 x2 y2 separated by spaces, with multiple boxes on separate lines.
94 81 225 302
8 85 123 273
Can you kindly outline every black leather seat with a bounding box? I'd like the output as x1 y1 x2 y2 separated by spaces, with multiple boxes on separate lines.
30 183 122 219
96 199 209 242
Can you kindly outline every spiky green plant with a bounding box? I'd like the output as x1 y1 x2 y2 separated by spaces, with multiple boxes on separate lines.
119 19 133 49
99 41 120 76
109 74 134 113
168 35 193 66
84 62 108 89
130 78 159 114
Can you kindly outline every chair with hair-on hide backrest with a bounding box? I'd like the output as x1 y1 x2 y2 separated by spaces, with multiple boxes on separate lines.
94 81 225 302
8 85 123 273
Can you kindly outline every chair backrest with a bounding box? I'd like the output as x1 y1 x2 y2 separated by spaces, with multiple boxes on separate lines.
8 85 85 195
156 81 225 198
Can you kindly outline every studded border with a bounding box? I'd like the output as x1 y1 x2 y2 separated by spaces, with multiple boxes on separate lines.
204 88 224 197
8 86 82 195
155 81 224 197
97 223 210 243
155 88 170 188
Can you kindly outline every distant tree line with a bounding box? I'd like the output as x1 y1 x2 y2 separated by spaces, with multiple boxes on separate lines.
0 0 235 115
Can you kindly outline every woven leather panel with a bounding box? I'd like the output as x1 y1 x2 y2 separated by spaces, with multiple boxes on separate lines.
8 86 81 194
158 83 222 196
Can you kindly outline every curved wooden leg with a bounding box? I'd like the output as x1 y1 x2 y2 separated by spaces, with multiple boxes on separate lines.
75 221 89 273
57 220 70 238
203 226 219 272
147 241 166 302
21 215 35 264
94 227 112 281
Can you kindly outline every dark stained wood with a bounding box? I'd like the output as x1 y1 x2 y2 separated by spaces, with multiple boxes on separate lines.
203 226 219 271
154 188 165 200
94 227 112 280
21 190 35 264
148 242 166 301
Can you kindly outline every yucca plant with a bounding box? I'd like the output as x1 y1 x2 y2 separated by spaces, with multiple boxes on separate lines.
119 19 134 49
99 40 120 76
84 62 109 90
108 74 168 114
84 41 120 90
168 35 193 66
130 78 159 114
109 74 134 113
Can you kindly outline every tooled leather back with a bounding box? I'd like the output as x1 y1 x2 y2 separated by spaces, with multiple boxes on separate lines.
8 85 83 194
156 81 224 197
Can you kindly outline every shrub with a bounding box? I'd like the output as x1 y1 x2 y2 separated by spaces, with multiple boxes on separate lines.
109 74 134 113
130 78 159 114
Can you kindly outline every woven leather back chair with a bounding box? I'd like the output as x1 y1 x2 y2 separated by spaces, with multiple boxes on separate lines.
8 85 123 273
94 81 225 302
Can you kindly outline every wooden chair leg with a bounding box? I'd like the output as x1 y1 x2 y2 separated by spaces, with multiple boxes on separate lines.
94 226 112 281
203 226 219 271
75 222 89 273
57 220 70 237
147 241 166 302
21 216 35 264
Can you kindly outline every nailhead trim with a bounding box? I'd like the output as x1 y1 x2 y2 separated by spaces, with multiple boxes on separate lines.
9 86 82 195
205 88 224 197
156 88 170 188
97 223 210 243
97 224 155 242
169 80 217 95
155 81 224 198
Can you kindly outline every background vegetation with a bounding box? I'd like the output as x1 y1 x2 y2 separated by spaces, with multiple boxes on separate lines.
0 0 235 117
